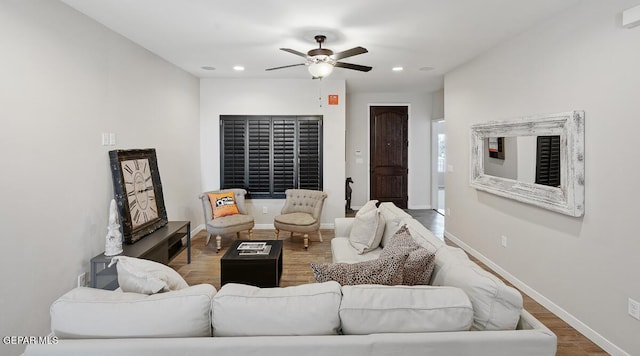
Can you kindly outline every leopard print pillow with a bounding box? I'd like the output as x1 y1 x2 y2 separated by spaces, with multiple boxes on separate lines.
381 225 436 286
380 225 419 256
310 253 408 286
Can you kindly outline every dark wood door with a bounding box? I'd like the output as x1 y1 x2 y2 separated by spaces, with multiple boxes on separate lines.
370 106 408 208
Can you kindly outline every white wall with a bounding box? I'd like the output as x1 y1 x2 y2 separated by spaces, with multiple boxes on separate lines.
0 2 201 355
516 136 537 183
200 79 346 227
444 0 640 354
432 89 445 120
346 92 432 209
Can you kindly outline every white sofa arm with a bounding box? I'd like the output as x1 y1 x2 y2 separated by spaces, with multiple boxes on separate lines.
334 218 354 238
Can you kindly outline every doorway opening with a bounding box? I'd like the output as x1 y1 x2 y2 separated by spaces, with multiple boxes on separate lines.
431 120 446 215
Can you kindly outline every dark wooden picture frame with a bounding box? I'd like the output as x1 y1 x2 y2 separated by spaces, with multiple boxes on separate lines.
109 149 168 243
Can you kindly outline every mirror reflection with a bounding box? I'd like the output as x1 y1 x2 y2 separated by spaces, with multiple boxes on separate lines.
483 136 561 187
470 111 584 217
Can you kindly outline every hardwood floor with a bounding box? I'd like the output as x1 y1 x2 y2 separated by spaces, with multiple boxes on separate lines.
169 216 607 355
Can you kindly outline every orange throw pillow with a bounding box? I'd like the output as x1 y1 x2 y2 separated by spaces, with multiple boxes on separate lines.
208 192 240 218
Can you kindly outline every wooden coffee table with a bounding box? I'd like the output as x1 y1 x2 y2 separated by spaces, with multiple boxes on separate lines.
220 240 283 287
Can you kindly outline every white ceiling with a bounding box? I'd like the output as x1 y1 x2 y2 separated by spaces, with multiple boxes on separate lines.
61 0 580 94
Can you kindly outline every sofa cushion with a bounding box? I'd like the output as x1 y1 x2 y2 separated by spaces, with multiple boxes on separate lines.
431 254 523 331
430 245 470 284
212 282 341 336
378 203 411 248
50 284 216 338
340 285 473 334
274 212 317 226
348 200 385 254
311 253 408 286
380 225 436 285
110 256 189 295
331 237 381 263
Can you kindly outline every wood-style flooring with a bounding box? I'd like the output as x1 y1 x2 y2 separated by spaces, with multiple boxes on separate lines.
169 212 608 356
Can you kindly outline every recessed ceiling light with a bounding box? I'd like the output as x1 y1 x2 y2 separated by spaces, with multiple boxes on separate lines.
233 66 245 71
419 66 435 72
392 66 404 72
201 66 216 71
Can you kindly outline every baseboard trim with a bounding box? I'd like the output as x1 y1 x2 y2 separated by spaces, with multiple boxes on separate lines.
190 224 205 239
408 205 431 210
252 223 335 230
444 230 628 356
254 223 275 230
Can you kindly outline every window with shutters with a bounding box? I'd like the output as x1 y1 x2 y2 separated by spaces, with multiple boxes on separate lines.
535 135 561 187
220 115 323 198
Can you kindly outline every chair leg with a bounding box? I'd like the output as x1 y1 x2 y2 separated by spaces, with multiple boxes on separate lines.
303 233 309 249
275 229 279 240
317 230 323 242
216 235 222 253
249 229 253 240
205 233 211 246
236 232 240 239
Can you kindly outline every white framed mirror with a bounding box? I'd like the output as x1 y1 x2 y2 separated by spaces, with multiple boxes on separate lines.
470 111 585 217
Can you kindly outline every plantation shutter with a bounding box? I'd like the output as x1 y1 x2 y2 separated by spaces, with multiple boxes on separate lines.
221 119 246 189
220 115 322 198
273 118 296 194
535 135 561 187
248 118 271 195
298 118 322 190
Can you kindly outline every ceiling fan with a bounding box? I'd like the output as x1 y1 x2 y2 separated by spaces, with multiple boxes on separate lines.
266 35 372 79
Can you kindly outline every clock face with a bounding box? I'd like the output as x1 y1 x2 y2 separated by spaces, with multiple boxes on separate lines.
121 158 159 228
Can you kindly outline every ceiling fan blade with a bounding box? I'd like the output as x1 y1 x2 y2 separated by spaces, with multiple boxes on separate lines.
332 46 368 60
335 62 372 72
280 48 308 58
265 63 306 71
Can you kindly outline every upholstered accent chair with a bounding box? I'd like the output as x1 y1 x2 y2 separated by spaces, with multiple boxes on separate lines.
274 189 328 249
199 189 254 253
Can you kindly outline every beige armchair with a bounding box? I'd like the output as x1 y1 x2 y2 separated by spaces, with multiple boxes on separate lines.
274 189 328 249
199 189 254 253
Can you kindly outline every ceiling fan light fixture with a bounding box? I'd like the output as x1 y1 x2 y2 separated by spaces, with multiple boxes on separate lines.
308 61 334 78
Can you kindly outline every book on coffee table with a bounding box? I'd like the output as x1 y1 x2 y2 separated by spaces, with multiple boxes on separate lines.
237 242 267 251
239 245 272 256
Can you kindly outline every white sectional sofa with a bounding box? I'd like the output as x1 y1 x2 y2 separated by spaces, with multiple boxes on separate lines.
24 202 557 356
333 202 558 354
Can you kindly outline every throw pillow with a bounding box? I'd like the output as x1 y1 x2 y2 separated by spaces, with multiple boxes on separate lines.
310 253 408 286
208 191 240 218
381 225 436 286
109 256 189 295
348 200 386 254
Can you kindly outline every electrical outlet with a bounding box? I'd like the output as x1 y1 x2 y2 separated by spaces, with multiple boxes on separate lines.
77 272 87 288
629 298 640 320
446 208 451 216
262 206 268 214
501 235 508 248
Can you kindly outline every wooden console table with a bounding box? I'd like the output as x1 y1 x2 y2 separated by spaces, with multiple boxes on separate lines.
90 221 191 290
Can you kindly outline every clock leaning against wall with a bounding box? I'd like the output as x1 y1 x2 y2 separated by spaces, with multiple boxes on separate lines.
109 149 168 243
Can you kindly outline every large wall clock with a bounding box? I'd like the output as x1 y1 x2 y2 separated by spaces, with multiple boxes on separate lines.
109 149 168 243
